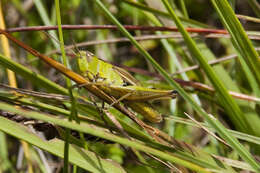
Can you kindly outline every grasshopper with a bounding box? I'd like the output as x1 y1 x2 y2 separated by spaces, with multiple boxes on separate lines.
74 51 177 123
0 29 177 123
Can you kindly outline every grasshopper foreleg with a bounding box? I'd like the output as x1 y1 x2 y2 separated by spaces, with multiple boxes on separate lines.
89 95 130 138
89 95 112 133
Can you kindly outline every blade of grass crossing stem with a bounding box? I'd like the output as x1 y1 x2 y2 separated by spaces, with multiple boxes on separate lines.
54 0 72 172
144 11 201 104
160 0 260 170
144 6 240 99
0 54 68 94
211 0 260 86
238 54 260 97
63 85 80 173
196 43 260 133
93 0 260 171
55 0 71 87
170 116 260 146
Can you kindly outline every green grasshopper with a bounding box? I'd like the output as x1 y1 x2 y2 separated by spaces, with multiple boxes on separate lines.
75 51 177 123
0 28 176 123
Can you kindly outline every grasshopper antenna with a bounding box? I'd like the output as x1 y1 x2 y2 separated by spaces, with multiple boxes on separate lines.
41 30 61 48
69 35 94 62
42 31 77 58
69 32 81 57
41 31 64 55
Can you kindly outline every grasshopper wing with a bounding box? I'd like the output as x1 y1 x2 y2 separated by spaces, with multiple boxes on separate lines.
113 66 141 86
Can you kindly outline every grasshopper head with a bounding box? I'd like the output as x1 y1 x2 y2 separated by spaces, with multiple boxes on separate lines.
75 51 90 75
76 50 94 60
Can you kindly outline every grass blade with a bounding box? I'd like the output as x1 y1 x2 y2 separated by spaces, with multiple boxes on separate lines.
0 54 67 94
247 0 260 18
0 116 126 173
211 0 260 87
54 0 72 172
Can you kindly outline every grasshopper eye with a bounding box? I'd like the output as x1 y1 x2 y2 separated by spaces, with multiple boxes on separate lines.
83 51 94 62
171 90 178 96
171 90 178 94
86 51 94 57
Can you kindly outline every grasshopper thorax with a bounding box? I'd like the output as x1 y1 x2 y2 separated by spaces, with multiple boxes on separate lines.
75 51 124 86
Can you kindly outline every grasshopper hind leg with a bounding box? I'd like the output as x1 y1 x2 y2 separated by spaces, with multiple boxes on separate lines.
124 101 163 123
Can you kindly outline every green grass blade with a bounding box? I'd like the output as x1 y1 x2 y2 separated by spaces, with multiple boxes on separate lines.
211 0 260 86
247 0 260 18
0 132 14 172
0 116 126 173
55 0 71 87
54 0 72 171
0 54 67 94
178 0 189 18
